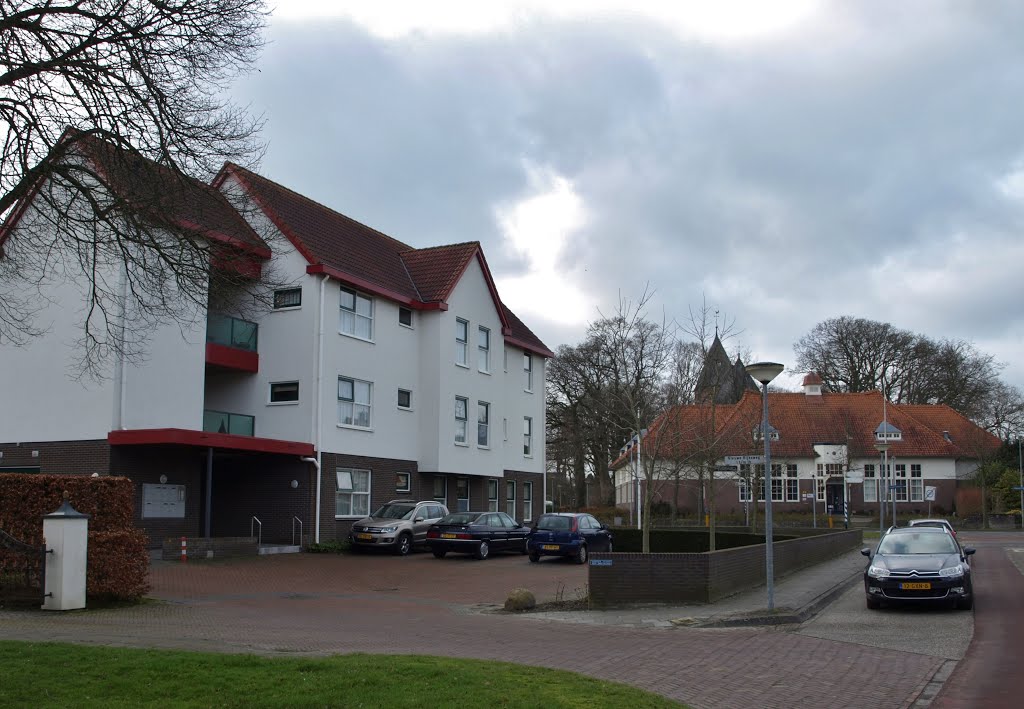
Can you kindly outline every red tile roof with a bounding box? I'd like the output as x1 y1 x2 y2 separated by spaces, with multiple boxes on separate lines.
615 389 1000 468
217 163 553 357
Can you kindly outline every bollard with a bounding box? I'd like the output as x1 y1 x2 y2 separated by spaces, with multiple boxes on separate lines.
705 514 709 527
180 536 187 563
828 516 834 529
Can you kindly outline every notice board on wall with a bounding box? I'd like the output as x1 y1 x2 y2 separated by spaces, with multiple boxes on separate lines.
142 483 185 518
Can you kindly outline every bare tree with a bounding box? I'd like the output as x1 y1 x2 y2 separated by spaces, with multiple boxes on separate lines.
0 1 268 372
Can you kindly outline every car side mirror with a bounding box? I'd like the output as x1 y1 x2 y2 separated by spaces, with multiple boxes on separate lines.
599 523 608 530
414 517 424 522
964 548 976 556
860 548 871 557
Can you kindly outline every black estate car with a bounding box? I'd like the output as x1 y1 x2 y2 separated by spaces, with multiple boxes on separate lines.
862 526 975 610
425 511 531 560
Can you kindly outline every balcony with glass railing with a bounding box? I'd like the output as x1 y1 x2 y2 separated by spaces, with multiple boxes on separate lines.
205 313 259 372
203 409 255 437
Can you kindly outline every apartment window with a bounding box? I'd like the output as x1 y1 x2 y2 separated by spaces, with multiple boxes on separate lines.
522 482 533 522
895 464 908 502
478 326 490 373
338 377 372 428
396 472 411 493
455 318 469 366
455 397 468 444
433 477 447 504
487 479 499 511
910 464 924 502
477 401 490 447
340 287 373 340
506 480 516 517
738 477 752 502
785 464 799 502
273 288 301 309
269 381 299 404
456 478 470 512
523 417 532 456
335 468 370 517
524 353 533 391
399 307 413 327
863 464 877 503
398 389 412 410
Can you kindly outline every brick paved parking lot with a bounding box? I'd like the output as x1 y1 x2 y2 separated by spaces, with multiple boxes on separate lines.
0 549 950 708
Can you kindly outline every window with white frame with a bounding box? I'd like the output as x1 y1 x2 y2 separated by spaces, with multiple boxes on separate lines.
755 464 783 501
433 477 447 503
478 326 490 373
894 464 908 502
816 477 825 501
910 464 923 502
269 381 299 404
522 482 533 522
738 464 752 501
523 417 532 456
863 464 877 503
338 377 372 428
335 468 370 517
738 477 752 502
487 479 499 511
523 353 533 391
396 472 411 493
505 480 516 517
398 307 413 327
273 287 302 309
785 464 799 501
455 318 469 366
340 287 373 340
477 401 489 447
456 478 470 512
454 397 468 444
398 388 412 410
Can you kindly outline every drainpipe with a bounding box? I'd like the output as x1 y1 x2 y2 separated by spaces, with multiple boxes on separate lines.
301 455 321 542
306 275 327 543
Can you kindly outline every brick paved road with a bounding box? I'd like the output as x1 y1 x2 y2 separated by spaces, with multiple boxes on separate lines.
0 552 944 708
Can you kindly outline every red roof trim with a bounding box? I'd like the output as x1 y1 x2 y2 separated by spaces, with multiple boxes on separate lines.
470 250 512 333
306 263 448 311
108 428 313 456
506 335 555 359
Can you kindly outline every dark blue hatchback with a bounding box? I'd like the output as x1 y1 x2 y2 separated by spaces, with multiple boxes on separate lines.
527 513 613 564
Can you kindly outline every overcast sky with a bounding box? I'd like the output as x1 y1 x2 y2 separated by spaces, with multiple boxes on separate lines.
234 1 1024 391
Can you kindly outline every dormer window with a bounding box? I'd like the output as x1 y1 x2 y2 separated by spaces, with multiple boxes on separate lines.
753 426 780 442
874 421 902 442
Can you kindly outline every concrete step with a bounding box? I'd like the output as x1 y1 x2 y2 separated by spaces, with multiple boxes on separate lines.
258 544 302 555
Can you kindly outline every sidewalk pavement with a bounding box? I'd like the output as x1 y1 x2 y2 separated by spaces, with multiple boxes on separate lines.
522 547 868 629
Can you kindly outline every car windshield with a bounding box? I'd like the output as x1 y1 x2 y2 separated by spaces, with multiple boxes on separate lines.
536 515 572 531
877 532 959 555
439 513 479 525
371 504 415 520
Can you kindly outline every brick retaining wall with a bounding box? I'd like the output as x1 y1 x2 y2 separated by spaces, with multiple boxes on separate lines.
161 536 259 561
589 529 862 607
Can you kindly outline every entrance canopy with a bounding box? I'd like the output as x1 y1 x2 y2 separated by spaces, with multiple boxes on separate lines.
108 428 314 456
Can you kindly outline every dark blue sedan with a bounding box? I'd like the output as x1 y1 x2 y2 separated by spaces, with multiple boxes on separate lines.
527 513 613 564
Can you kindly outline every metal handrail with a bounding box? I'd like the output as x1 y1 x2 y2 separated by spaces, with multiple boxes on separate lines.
250 516 262 548
292 516 303 547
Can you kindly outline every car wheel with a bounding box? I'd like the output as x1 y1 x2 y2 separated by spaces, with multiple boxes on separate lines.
476 540 490 560
866 597 880 610
395 533 412 556
529 551 540 563
575 544 588 565
432 550 447 559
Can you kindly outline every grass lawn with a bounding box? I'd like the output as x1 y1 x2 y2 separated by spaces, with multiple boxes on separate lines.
0 641 686 708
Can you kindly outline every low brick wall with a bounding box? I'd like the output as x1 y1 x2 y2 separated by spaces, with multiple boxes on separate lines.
161 536 258 561
589 529 862 608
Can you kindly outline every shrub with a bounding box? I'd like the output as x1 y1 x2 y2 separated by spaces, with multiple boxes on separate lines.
87 529 151 601
306 539 349 554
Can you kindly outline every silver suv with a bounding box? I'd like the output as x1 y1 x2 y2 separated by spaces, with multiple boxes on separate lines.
349 500 449 555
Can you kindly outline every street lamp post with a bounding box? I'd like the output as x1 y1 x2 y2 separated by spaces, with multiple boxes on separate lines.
875 442 889 533
1018 439 1023 530
746 361 784 611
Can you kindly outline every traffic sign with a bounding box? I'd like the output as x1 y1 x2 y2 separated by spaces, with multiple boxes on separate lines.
724 455 765 464
925 486 937 501
802 493 814 501
1012 486 1024 491
713 465 739 472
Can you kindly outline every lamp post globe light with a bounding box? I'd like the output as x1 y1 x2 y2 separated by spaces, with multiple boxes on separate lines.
745 361 784 611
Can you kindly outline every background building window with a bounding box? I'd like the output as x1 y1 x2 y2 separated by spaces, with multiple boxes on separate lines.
864 464 877 503
456 478 470 512
478 326 490 372
910 464 924 501
455 397 468 444
433 477 447 503
269 381 299 403
523 353 533 391
895 464 908 502
455 318 468 366
336 468 370 517
785 464 799 502
487 479 498 511
506 480 516 517
273 288 301 309
340 287 373 339
399 307 413 327
522 481 533 522
478 401 489 446
523 417 532 456
338 377 372 428
398 389 412 409
396 472 411 493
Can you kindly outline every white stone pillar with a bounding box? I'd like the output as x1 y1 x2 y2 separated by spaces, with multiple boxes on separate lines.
42 497 90 611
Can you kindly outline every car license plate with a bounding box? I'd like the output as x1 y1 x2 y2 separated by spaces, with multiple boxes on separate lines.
900 582 931 590
441 533 457 539
356 533 373 540
542 544 560 551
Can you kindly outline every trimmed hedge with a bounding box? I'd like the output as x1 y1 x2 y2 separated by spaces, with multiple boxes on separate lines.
0 474 150 601
611 527 797 553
